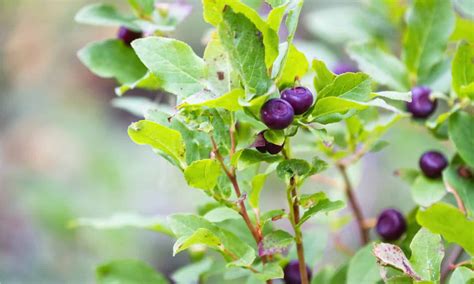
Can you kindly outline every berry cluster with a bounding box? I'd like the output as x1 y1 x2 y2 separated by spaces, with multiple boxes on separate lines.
406 86 437 119
256 87 314 154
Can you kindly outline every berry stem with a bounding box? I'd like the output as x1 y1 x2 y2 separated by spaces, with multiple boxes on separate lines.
337 164 369 245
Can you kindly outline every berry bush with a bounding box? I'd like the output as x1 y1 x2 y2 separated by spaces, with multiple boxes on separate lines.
75 0 473 283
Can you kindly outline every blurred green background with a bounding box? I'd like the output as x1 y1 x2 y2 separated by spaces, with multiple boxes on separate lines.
0 0 452 283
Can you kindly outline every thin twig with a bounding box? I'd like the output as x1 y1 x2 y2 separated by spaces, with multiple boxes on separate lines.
288 176 309 284
441 246 464 283
210 135 272 283
445 181 466 215
337 164 369 245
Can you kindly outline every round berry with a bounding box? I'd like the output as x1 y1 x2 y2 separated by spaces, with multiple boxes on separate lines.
333 63 358 75
406 86 437 119
376 209 406 241
419 151 448 178
117 26 142 46
281 87 314 115
261 99 294 130
254 132 283 155
283 260 312 284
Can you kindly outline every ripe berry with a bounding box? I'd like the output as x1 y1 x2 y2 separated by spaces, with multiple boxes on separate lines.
419 151 448 178
283 260 312 284
117 26 142 46
333 62 358 75
254 132 283 155
376 209 406 241
281 87 314 115
406 86 437 119
261 99 294 130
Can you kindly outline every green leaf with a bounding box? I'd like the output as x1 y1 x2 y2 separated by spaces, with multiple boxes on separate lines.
184 159 222 191
449 111 474 168
168 214 256 267
373 91 412 102
317 72 371 101
232 149 283 170
259 230 294 256
452 40 474 99
78 39 147 84
267 2 288 31
249 174 268 209
174 228 223 255
204 0 279 70
347 245 381 284
298 198 345 226
69 213 173 236
285 0 303 43
449 266 474 284
180 89 244 112
416 203 474 256
347 42 410 91
373 243 422 281
115 72 162 96
255 263 284 281
409 228 444 281
96 260 169 284
75 3 138 29
218 7 272 96
411 174 446 207
402 0 455 81
128 0 154 16
276 44 309 88
313 59 336 92
204 33 238 96
171 258 213 284
443 157 474 218
263 129 285 145
299 192 328 209
310 97 368 122
128 120 186 169
204 207 241 223
276 159 312 180
111 97 159 117
451 16 474 43
132 37 208 99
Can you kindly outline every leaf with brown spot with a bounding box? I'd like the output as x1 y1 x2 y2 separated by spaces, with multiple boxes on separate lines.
373 243 422 281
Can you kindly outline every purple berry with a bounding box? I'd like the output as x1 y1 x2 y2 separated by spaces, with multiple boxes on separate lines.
260 99 294 130
283 260 312 284
419 151 448 178
117 26 142 46
406 86 437 119
281 87 314 115
253 132 283 155
376 209 406 241
332 63 358 75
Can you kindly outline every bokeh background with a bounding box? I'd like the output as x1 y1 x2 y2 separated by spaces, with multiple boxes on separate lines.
0 0 452 283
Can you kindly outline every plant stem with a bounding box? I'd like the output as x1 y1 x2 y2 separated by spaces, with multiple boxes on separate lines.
440 245 464 284
287 176 309 284
210 135 272 284
337 164 369 245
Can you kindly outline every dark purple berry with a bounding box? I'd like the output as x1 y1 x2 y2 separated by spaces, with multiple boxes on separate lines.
260 99 294 130
376 209 406 241
281 87 314 115
283 260 312 284
253 132 283 155
332 63 358 75
254 132 268 153
117 26 142 46
419 151 448 178
406 86 437 119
